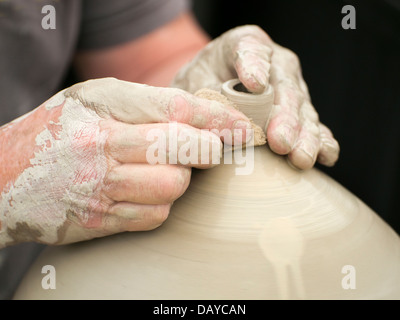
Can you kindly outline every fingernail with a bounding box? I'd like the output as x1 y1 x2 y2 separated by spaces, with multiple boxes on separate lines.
287 148 314 170
252 71 268 92
301 148 315 161
297 148 317 170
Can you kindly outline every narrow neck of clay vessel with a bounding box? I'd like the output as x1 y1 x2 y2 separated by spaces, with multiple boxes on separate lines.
221 79 274 132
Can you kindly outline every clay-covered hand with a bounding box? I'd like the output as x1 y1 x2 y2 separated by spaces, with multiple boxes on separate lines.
171 25 339 169
0 78 252 247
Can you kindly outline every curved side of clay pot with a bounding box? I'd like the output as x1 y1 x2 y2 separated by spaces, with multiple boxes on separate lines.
14 147 400 300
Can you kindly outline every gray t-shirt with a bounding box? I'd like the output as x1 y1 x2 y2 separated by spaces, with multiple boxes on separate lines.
0 0 189 299
0 0 189 125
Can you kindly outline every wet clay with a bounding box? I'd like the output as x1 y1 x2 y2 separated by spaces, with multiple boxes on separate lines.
194 87 267 147
13 81 400 300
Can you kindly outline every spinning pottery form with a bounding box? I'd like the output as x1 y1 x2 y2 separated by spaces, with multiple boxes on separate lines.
14 80 400 300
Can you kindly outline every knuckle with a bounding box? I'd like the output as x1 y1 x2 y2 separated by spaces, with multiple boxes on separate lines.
281 47 300 67
166 91 193 123
305 122 321 137
288 49 300 64
300 102 320 123
246 24 263 32
65 77 118 101
277 77 301 93
102 166 122 196
232 25 271 45
234 24 259 34
241 25 267 38
103 166 118 186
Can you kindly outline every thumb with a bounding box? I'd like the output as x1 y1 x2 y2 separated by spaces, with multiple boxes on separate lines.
229 25 273 93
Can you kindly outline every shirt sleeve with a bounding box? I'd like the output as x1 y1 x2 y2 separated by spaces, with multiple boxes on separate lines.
77 0 191 50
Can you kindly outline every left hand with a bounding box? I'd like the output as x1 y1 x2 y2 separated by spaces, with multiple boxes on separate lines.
171 25 339 170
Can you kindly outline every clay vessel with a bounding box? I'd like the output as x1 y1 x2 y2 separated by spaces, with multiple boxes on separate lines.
13 80 400 300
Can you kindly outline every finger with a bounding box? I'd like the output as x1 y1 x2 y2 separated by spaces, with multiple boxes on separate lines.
272 45 311 101
287 101 321 170
270 44 302 82
266 80 305 154
317 123 340 167
103 121 222 168
287 124 320 170
103 163 191 205
90 203 171 235
65 78 253 144
268 45 340 169
232 27 273 93
234 37 272 93
170 94 253 145
106 203 172 231
266 104 299 155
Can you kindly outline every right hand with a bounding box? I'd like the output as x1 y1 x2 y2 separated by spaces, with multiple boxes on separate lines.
0 78 252 247
172 25 340 169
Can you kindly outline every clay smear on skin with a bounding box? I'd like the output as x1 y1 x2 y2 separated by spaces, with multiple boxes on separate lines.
0 102 63 194
0 92 108 244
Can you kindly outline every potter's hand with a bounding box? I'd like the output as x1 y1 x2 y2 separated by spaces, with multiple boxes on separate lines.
171 25 339 169
0 78 251 247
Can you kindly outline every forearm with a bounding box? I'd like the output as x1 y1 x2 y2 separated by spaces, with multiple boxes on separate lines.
130 43 209 87
73 12 210 87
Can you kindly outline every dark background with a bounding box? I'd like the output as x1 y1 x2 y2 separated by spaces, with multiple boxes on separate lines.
191 0 400 233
